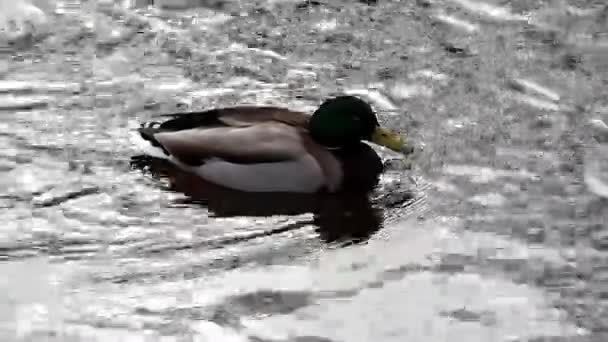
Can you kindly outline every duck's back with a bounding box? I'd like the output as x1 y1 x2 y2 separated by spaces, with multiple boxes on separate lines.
154 106 311 132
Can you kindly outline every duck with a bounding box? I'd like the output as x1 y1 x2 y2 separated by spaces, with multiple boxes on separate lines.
130 95 413 194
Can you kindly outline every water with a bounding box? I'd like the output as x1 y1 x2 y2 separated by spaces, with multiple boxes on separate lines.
1 0 607 341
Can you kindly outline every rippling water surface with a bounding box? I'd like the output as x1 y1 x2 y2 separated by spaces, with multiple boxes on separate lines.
1 0 607 341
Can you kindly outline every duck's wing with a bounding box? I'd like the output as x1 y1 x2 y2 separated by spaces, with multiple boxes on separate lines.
152 122 309 165
137 106 312 165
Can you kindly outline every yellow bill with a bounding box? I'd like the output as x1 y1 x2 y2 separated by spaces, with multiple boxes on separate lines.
371 127 413 154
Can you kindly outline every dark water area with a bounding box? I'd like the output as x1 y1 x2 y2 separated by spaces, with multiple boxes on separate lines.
1 0 607 341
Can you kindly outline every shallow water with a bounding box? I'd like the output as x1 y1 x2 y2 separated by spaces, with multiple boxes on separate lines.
1 0 607 341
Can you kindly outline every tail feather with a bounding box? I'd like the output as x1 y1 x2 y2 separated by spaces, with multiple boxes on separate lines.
138 127 166 150
129 127 170 159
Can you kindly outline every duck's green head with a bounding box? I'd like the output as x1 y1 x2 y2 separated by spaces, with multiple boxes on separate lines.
310 95 413 154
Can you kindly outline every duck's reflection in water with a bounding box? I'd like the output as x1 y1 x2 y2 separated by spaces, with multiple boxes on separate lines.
130 154 384 244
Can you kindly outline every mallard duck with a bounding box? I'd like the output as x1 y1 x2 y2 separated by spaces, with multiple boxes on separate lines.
130 95 412 194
